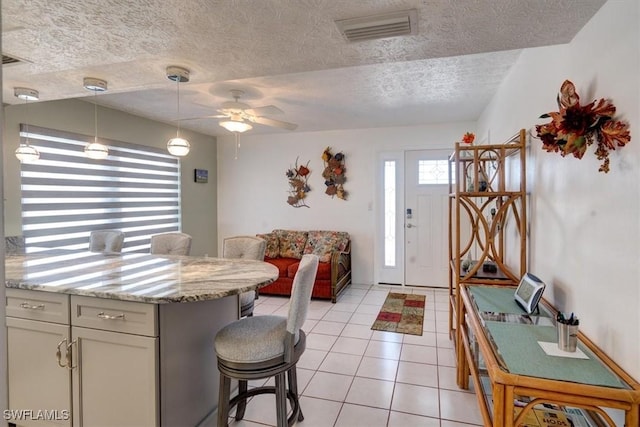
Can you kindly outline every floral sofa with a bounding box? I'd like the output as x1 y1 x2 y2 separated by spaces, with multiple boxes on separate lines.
257 229 351 303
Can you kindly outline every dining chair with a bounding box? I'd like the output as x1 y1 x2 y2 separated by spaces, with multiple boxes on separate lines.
89 230 125 253
150 232 192 255
222 236 267 317
214 254 319 427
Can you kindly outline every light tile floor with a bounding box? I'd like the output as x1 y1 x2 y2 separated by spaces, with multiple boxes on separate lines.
225 284 483 427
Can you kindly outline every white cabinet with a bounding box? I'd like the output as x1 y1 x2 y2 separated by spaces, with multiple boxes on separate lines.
6 289 159 427
6 288 239 427
71 326 157 426
7 317 71 427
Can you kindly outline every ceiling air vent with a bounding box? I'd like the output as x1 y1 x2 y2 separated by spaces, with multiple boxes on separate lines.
335 9 417 42
2 53 23 66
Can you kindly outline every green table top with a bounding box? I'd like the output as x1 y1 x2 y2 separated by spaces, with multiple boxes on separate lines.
486 322 629 388
468 285 551 316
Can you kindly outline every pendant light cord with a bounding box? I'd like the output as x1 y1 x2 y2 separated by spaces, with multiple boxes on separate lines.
24 97 30 145
176 78 181 138
94 89 98 143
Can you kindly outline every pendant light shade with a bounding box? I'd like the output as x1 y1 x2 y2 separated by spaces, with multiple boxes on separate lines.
84 142 110 159
84 77 109 159
167 137 191 156
15 144 40 163
166 66 190 157
14 87 41 163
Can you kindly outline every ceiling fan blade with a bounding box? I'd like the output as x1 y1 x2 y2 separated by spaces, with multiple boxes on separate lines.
251 116 298 131
178 114 228 121
245 105 284 116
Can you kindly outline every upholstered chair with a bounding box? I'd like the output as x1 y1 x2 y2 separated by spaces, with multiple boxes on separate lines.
215 254 319 427
222 236 267 317
89 230 125 253
150 232 192 256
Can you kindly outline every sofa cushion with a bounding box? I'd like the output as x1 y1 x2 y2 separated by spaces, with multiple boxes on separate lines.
257 232 279 258
274 229 308 259
265 257 298 278
287 259 331 281
303 230 349 263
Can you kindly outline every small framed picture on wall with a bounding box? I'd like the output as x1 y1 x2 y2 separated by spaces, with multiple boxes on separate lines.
194 169 208 183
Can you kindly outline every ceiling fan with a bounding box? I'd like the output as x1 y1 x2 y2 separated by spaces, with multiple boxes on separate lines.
194 89 298 133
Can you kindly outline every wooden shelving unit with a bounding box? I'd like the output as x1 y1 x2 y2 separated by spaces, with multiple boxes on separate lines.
447 129 528 340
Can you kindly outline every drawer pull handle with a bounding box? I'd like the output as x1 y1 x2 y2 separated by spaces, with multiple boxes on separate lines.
56 339 68 368
97 312 126 321
20 302 45 310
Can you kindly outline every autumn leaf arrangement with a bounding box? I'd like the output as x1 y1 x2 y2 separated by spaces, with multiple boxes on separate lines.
536 80 631 173
285 158 311 208
322 147 347 200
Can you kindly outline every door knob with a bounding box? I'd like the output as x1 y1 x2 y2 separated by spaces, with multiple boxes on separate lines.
406 223 416 228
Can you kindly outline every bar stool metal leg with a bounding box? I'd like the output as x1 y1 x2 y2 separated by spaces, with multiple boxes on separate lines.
218 374 231 427
287 367 304 421
275 372 287 427
235 380 248 421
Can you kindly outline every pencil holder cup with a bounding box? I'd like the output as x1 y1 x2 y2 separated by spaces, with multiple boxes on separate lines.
557 322 578 352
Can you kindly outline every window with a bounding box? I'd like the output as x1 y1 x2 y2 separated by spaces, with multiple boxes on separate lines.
383 160 396 267
418 159 453 185
20 124 181 253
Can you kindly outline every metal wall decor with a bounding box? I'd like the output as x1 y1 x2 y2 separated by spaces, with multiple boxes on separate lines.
286 157 311 208
322 147 347 200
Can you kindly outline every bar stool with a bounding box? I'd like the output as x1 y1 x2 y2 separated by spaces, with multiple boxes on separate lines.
89 229 125 253
222 236 267 317
150 232 192 255
214 254 319 427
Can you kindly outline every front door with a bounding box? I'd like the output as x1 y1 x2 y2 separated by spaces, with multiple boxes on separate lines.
404 150 449 287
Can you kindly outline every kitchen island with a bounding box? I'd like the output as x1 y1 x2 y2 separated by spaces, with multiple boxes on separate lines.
5 251 279 427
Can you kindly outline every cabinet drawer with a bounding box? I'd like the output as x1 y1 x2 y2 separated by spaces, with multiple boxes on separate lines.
71 296 158 337
6 288 70 324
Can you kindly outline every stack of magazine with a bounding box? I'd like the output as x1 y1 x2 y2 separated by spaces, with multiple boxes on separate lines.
514 400 605 427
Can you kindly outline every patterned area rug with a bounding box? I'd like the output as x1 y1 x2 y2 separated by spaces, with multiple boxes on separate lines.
371 292 425 336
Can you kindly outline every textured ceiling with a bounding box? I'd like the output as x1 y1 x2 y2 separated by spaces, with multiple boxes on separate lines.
2 0 606 136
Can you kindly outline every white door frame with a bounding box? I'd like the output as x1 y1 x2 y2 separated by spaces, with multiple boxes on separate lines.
374 149 450 287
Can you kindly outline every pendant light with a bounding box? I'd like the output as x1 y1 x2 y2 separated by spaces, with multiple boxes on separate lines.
166 66 190 157
14 87 40 163
83 77 109 159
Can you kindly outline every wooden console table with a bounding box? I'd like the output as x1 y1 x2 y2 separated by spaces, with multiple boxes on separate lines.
457 284 640 426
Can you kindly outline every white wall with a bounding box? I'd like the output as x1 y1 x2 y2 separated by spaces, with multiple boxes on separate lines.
3 98 218 256
217 121 473 284
478 0 640 380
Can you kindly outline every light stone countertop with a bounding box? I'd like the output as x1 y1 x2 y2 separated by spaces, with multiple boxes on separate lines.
5 251 279 304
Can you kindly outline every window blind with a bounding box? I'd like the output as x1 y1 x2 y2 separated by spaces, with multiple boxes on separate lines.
20 124 181 253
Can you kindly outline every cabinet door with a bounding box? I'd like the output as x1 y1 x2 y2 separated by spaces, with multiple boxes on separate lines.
7 317 72 427
71 327 158 427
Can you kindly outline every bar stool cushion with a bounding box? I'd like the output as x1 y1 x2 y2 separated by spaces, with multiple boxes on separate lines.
215 315 297 364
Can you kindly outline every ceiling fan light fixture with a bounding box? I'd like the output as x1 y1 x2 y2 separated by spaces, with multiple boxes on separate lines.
167 137 191 156
220 120 252 133
166 66 190 156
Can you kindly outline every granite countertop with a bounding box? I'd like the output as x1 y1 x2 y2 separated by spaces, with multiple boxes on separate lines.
5 251 279 304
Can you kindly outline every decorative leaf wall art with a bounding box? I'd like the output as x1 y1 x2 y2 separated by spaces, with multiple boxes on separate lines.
322 146 347 200
286 157 311 208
